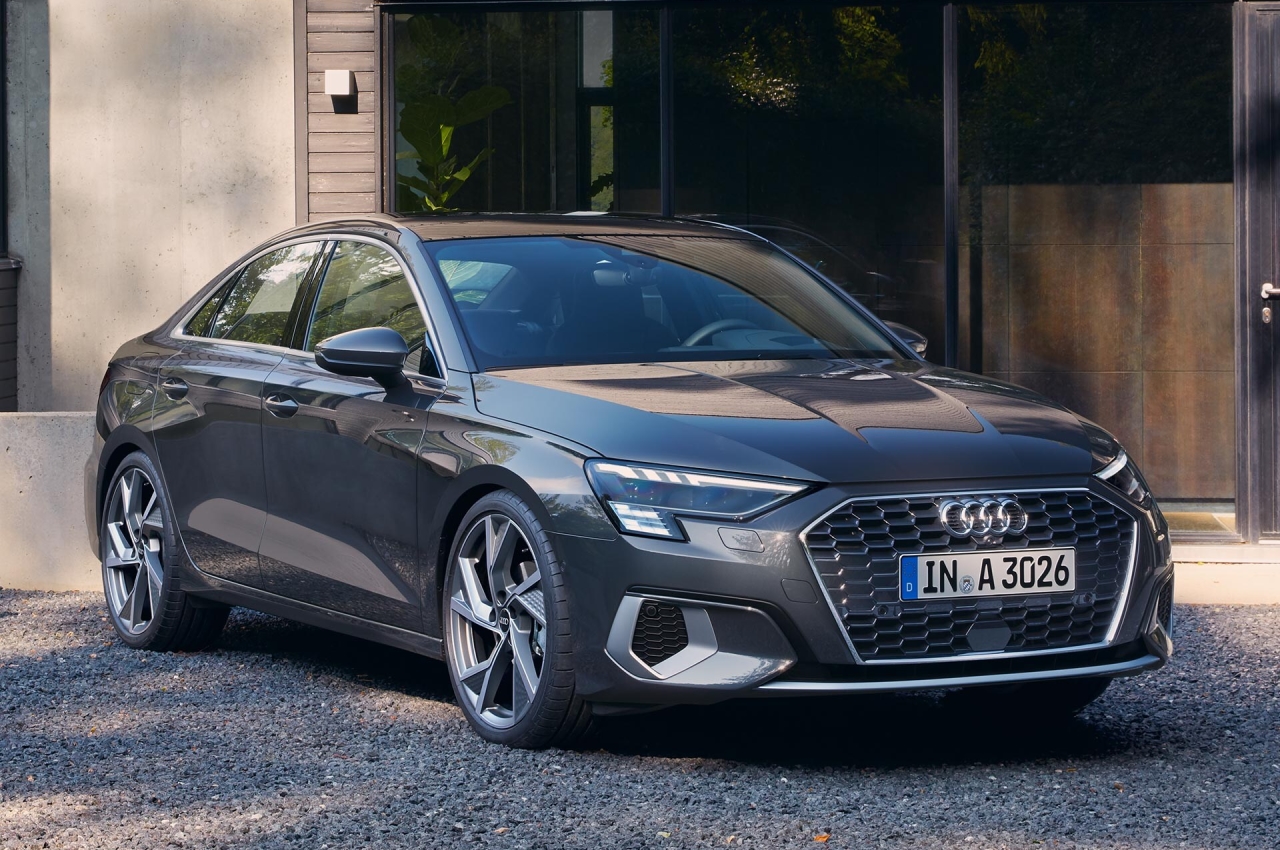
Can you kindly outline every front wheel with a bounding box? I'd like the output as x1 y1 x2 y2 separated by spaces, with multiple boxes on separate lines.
442 491 593 749
101 451 228 651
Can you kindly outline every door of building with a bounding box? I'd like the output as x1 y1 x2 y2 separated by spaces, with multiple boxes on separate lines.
1238 3 1280 542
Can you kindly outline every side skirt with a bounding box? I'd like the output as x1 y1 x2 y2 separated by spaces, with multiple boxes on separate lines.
181 566 444 661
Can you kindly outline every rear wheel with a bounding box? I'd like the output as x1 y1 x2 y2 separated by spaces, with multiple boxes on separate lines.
101 451 228 651
443 491 593 749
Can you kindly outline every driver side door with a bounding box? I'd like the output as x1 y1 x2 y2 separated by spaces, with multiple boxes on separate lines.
257 239 444 629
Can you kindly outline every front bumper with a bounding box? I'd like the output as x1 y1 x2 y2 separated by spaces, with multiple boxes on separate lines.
557 477 1173 709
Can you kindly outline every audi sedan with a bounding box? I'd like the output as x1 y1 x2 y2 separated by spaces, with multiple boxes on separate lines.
85 214 1174 749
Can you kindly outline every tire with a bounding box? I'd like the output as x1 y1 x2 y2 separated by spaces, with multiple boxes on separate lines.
442 490 593 749
100 450 229 651
946 676 1111 719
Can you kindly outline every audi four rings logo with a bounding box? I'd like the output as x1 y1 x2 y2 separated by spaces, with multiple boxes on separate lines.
940 498 1028 538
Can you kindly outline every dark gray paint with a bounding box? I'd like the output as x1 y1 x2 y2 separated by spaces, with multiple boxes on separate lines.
151 341 283 587
258 351 439 630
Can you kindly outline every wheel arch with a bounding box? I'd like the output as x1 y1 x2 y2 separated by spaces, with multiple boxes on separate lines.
94 426 160 535
427 466 553 619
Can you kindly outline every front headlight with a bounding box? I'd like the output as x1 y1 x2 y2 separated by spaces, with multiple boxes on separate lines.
1095 449 1151 507
585 460 809 539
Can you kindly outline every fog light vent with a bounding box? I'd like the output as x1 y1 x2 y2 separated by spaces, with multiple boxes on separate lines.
631 600 689 666
1156 579 1174 635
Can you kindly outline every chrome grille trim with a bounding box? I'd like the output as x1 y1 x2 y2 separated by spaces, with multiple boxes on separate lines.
799 487 1141 666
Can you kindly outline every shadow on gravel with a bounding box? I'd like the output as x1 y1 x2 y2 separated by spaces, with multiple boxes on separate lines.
208 610 1187 770
216 609 455 704
587 693 1167 767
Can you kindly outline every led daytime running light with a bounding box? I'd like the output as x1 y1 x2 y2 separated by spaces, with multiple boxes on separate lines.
586 460 810 539
591 462 807 496
1095 450 1129 481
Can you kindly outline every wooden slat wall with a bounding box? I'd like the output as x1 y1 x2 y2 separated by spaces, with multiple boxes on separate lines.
299 0 379 222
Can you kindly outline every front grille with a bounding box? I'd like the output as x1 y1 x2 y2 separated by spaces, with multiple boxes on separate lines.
631 600 689 666
1155 578 1174 634
803 491 1136 662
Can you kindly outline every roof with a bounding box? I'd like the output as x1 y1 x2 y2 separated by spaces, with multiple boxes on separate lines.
389 212 759 242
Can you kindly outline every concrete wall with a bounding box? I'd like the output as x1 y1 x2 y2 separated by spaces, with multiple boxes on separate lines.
7 0 296 413
0 413 95 590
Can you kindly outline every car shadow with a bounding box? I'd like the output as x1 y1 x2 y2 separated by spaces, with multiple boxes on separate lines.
215 608 456 703
587 692 1154 768
212 608 1178 770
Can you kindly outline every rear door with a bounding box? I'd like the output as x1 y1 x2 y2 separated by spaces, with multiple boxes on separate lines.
152 241 324 586
257 238 444 629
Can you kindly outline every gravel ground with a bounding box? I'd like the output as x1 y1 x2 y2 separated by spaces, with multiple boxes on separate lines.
1 590 1277 849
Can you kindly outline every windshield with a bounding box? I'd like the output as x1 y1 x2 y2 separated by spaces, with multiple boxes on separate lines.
425 235 903 370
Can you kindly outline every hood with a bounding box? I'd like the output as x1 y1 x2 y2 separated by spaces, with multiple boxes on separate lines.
472 359 1098 484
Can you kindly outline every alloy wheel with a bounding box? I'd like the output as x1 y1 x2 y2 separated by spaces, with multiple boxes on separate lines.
103 467 165 635
447 513 547 729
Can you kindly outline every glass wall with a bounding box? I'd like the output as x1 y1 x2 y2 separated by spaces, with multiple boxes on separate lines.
390 2 1238 523
958 3 1235 521
391 9 658 214
672 5 944 344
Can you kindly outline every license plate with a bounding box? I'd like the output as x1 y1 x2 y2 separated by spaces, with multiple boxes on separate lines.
899 548 1076 601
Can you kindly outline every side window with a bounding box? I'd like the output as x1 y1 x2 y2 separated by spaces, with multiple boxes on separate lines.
305 241 432 374
205 242 321 346
184 279 232 338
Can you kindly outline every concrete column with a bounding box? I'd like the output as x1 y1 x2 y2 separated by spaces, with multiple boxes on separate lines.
7 0 295 412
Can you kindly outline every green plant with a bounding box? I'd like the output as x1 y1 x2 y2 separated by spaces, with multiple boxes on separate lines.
397 85 511 213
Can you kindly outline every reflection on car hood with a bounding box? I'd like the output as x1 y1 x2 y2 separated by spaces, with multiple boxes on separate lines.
473 360 1095 484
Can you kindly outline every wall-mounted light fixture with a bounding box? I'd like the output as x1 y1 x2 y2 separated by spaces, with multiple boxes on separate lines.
324 69 355 98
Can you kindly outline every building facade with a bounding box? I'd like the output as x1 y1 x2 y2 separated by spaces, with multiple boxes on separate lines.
4 0 1280 564
295 0 1276 543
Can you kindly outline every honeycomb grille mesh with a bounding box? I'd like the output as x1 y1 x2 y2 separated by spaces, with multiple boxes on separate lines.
631 600 689 666
1156 579 1174 633
803 491 1136 662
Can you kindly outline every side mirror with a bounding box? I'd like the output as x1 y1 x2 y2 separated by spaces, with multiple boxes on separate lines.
883 321 928 357
315 327 409 390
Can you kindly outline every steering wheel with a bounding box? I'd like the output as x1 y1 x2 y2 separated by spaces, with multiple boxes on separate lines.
681 318 759 347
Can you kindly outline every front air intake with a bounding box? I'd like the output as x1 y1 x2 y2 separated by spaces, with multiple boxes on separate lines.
631 600 689 666
1155 578 1174 635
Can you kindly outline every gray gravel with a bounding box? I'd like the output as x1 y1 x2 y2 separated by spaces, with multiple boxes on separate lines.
1 590 1277 849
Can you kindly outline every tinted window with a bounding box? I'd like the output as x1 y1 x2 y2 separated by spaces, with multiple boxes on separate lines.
205 243 320 346
426 235 902 370
391 10 658 214
673 6 943 336
184 279 231 338
305 241 431 374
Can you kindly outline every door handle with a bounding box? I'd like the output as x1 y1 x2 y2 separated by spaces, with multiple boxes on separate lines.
263 392 299 418
1263 282 1279 300
160 377 188 400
